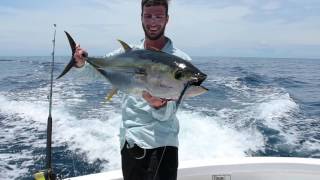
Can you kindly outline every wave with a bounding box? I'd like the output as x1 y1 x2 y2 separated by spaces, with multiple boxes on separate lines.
0 94 121 178
1 56 320 179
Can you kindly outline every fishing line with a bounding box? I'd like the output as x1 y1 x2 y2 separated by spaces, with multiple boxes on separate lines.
175 81 192 111
153 81 193 180
152 146 167 180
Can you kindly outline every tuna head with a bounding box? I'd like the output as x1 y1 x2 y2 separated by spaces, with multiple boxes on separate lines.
171 60 207 86
143 51 208 99
170 60 207 98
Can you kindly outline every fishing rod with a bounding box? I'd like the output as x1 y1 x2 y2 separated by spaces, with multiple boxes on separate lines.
34 24 57 180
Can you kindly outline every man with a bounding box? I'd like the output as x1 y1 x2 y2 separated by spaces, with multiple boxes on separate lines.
74 0 191 179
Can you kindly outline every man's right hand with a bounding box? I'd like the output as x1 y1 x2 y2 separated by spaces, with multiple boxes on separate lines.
142 91 168 109
74 44 88 68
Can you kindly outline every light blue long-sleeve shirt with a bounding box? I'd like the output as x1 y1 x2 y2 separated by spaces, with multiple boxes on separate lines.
79 37 191 149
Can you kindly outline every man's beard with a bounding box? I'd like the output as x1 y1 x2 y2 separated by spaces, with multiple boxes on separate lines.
142 24 166 40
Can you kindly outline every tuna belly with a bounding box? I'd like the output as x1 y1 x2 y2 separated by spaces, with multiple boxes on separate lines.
146 82 184 99
103 69 146 94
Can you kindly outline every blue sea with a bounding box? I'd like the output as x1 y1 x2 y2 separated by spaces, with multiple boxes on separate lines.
0 56 319 180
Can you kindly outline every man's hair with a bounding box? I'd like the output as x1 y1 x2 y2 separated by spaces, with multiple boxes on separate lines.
141 0 170 16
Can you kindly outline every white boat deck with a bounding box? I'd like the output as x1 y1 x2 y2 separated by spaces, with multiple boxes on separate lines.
65 157 320 180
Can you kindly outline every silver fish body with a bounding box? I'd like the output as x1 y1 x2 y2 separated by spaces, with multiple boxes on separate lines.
58 31 208 100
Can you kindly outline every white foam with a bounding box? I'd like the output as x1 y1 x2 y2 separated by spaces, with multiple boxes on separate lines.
0 76 311 179
1 91 265 175
209 76 251 95
257 93 298 129
254 92 302 147
53 110 122 170
301 139 320 152
0 153 30 180
0 94 122 173
178 110 264 160
209 75 302 147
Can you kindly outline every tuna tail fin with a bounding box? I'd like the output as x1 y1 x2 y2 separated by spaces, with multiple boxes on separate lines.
56 31 77 79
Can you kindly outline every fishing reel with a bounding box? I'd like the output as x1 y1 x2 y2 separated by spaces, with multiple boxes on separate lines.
33 169 56 180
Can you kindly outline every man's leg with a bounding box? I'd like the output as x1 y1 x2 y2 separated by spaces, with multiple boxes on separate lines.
145 146 178 180
121 142 146 180
121 143 178 180
157 146 178 180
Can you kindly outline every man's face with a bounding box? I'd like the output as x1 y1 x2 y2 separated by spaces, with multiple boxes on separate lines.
142 5 168 40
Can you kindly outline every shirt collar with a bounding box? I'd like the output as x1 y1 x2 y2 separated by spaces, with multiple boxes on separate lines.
138 37 173 53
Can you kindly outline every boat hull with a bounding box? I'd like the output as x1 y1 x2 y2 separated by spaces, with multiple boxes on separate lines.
65 157 320 180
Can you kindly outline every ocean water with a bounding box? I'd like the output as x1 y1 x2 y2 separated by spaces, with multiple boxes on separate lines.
0 56 319 180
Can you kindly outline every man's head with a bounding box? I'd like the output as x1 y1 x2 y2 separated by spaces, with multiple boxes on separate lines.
141 0 169 40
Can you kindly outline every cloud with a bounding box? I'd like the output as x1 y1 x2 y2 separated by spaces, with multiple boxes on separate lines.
0 6 19 16
0 0 319 58
73 23 124 31
166 0 320 57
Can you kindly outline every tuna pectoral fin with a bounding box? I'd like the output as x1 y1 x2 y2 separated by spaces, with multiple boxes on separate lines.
186 86 209 98
105 87 118 101
56 31 77 79
175 84 208 112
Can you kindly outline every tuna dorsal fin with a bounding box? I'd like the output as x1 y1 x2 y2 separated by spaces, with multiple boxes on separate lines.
105 87 118 101
117 39 132 52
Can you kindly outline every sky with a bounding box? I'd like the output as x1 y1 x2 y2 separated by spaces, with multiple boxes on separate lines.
0 0 319 58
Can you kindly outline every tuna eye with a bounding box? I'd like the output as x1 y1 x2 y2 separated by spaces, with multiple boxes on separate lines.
174 70 183 80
